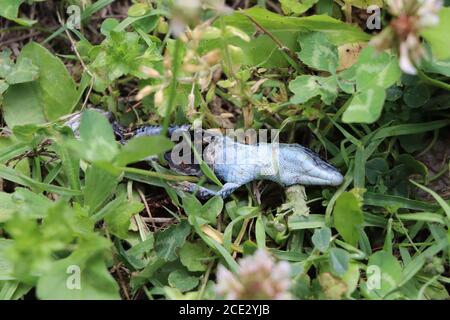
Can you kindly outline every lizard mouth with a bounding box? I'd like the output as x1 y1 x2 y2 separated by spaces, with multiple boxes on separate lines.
302 171 344 186
292 145 344 186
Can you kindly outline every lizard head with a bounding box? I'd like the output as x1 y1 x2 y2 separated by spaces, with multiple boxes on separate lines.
280 144 344 187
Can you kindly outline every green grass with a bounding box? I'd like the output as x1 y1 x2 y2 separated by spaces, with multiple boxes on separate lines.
0 0 449 300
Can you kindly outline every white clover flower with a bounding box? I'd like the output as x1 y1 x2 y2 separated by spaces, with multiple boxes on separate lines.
215 249 292 300
215 265 244 300
399 40 418 74
174 0 201 13
387 0 404 15
399 32 428 74
417 0 443 27
371 0 443 75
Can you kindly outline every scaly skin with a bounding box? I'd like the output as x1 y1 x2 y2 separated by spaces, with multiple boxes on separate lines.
133 126 344 198
177 134 344 198
65 111 344 199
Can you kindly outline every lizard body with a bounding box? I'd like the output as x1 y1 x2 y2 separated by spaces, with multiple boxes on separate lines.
176 134 344 198
65 111 344 198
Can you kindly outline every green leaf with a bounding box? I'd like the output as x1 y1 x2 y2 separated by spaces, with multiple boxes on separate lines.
385 85 403 101
2 42 78 128
298 32 338 73
328 247 349 277
88 31 162 91
79 110 116 151
312 227 331 252
0 239 14 280
0 0 35 25
5 58 39 84
223 206 259 251
201 196 223 225
0 49 38 85
0 192 15 223
316 0 333 14
362 251 403 299
128 3 150 17
179 241 211 272
333 190 364 246
0 49 14 77
203 7 369 68
2 83 47 126
353 47 401 92
342 86 386 124
0 164 82 197
53 136 81 193
1 188 53 222
422 55 450 77
123 236 154 269
369 120 450 141
181 193 223 226
115 135 173 166
0 0 24 20
397 154 428 180
0 138 28 164
36 245 120 300
100 18 120 36
400 238 447 286
223 7 370 44
403 84 430 108
188 214 239 273
255 215 266 249
182 194 204 221
83 163 120 214
155 220 191 262
281 0 319 15
69 110 119 162
365 158 388 184
224 26 251 42
288 214 326 230
397 212 446 225
0 79 9 102
364 192 438 211
227 45 245 72
289 74 338 105
0 280 32 300
168 269 200 292
410 180 450 220
5 201 94 284
131 252 166 288
341 262 360 297
103 198 144 239
421 8 450 60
